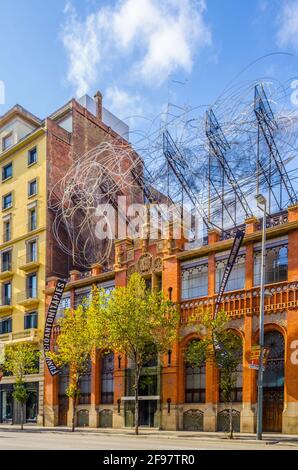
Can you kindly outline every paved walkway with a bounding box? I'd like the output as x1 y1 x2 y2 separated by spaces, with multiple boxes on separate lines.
0 424 298 447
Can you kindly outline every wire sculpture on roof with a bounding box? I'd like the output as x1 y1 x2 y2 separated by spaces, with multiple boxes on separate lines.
49 71 298 268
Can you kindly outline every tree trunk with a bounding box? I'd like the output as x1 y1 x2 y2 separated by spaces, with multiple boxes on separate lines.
72 396 76 432
20 403 24 431
134 367 140 435
229 400 233 439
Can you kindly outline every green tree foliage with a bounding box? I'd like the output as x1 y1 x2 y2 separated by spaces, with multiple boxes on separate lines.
185 310 242 438
93 272 179 435
3 342 40 430
47 290 108 432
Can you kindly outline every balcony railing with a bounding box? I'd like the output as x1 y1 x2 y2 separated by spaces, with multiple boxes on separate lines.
179 280 298 323
18 253 40 271
0 296 11 307
16 289 40 306
0 328 40 344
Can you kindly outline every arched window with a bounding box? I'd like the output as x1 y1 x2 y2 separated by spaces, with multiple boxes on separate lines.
185 341 206 403
101 352 114 404
263 331 285 388
79 358 91 404
263 330 285 432
219 334 243 403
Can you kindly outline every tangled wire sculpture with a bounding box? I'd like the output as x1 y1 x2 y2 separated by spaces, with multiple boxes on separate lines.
50 61 298 268
49 141 142 269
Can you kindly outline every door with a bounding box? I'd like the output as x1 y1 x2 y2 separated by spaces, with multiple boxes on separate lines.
26 388 38 422
58 396 69 426
262 331 284 432
0 387 13 423
138 400 157 427
263 388 284 432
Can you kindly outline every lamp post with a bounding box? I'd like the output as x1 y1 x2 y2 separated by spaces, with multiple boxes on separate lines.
255 193 267 440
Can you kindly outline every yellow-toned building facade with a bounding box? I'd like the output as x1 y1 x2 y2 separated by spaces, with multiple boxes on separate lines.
0 93 134 425
0 106 47 423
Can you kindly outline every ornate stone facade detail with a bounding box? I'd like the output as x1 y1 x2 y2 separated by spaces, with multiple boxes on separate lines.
153 257 163 273
126 249 134 262
253 311 287 332
127 264 136 278
138 253 153 275
228 317 244 332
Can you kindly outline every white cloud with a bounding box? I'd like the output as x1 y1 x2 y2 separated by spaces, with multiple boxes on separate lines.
276 0 298 49
61 0 211 96
105 86 144 120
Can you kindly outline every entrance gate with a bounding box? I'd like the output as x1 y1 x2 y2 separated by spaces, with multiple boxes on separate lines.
262 331 284 432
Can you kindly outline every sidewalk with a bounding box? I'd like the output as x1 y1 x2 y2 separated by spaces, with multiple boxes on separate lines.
1 423 298 446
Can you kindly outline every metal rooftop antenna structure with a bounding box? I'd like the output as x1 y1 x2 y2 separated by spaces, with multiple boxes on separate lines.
163 129 224 237
206 108 253 231
254 84 298 214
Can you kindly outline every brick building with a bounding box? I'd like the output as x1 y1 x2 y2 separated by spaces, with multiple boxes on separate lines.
0 92 131 424
44 206 298 434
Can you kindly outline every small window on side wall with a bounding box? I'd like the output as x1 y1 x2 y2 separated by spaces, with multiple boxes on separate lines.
2 162 12 181
28 147 37 166
2 192 12 210
24 311 38 329
28 179 37 197
2 133 13 151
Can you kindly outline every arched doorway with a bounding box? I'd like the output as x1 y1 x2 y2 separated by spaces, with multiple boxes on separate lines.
263 330 285 432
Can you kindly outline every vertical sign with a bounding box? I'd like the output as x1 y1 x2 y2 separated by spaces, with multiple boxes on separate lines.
43 279 66 376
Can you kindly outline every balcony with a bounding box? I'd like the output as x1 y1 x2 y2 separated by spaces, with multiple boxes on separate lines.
179 280 298 324
16 289 40 309
0 297 13 314
0 267 13 281
18 253 40 272
0 328 40 344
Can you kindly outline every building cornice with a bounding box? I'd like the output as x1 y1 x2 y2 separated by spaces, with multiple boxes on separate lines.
177 219 298 261
0 128 45 162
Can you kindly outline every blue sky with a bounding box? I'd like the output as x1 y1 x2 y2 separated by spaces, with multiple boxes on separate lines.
1 0 298 130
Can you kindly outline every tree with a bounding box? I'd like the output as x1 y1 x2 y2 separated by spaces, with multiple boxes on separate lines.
185 310 242 439
94 272 179 435
3 342 40 430
47 290 107 432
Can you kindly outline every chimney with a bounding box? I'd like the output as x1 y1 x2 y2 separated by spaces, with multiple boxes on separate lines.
94 91 103 121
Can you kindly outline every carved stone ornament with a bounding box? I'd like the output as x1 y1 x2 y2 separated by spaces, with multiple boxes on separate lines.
138 253 153 275
153 257 163 273
127 265 136 278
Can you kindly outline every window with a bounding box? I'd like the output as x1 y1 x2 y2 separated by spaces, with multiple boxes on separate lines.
2 163 12 181
57 295 70 320
74 289 91 308
27 240 37 262
0 317 12 335
2 193 12 210
216 255 245 292
28 147 37 166
185 342 206 403
24 311 38 329
78 358 91 405
219 364 243 403
27 273 37 298
2 282 11 306
2 134 13 151
101 352 114 404
1 250 11 272
3 219 11 242
28 179 37 197
181 263 208 300
28 207 37 231
254 244 288 286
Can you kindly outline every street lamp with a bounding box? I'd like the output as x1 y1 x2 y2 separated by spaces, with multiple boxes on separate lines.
255 193 267 440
